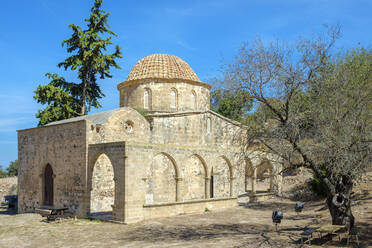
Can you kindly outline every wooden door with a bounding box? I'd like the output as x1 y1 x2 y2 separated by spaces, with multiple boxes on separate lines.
44 164 54 206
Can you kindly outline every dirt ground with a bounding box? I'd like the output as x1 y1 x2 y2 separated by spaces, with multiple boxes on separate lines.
0 174 370 248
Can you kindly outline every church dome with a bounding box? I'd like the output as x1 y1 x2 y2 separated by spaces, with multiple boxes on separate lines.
125 54 201 83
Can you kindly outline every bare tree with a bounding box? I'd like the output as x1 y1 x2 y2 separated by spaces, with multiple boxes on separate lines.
223 26 372 230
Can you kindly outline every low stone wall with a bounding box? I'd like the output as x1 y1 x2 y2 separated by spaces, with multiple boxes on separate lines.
141 197 237 221
0 177 17 202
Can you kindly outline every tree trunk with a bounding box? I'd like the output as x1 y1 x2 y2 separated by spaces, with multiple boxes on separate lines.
80 79 87 116
326 184 355 231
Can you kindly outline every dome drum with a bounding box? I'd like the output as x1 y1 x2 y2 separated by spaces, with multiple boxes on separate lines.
118 54 211 112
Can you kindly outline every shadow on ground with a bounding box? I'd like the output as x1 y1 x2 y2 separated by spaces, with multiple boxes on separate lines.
89 211 113 221
119 222 306 247
0 206 17 215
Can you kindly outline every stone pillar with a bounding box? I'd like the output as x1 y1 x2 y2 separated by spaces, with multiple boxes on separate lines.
205 177 210 199
175 177 182 202
230 177 234 197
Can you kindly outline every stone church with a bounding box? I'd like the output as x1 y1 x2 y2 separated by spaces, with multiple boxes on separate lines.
18 54 282 223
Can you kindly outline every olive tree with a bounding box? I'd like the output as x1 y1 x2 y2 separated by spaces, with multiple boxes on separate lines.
223 27 372 230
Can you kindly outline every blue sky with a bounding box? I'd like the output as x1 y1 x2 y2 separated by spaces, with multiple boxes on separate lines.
0 0 371 168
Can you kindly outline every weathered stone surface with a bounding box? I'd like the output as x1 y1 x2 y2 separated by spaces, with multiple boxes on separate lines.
90 154 114 213
0 177 17 202
18 54 282 223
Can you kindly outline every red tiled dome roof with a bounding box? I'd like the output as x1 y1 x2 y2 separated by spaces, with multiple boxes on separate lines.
126 54 201 82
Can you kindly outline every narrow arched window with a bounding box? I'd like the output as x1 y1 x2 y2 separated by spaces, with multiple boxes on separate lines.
144 88 151 109
170 89 177 109
123 92 128 106
206 117 211 134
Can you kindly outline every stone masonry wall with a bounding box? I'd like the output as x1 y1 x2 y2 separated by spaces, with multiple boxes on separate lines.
123 142 244 223
17 121 87 216
119 79 210 112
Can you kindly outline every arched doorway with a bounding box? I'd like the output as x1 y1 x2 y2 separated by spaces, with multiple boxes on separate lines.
256 161 273 193
90 153 115 221
43 164 54 206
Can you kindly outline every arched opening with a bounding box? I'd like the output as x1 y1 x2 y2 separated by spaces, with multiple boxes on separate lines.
170 88 177 109
256 160 273 193
211 156 232 198
146 153 178 204
183 154 207 200
144 88 152 110
43 164 54 206
90 153 115 221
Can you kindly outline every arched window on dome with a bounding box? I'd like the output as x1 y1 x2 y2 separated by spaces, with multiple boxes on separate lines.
144 88 151 110
170 88 178 110
123 92 128 107
191 90 197 109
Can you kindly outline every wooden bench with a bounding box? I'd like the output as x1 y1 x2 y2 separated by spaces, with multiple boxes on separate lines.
35 207 72 221
300 228 317 245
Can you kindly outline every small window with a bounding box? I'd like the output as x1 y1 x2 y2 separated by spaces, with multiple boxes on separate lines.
170 89 177 109
206 117 211 134
124 120 134 133
144 88 151 109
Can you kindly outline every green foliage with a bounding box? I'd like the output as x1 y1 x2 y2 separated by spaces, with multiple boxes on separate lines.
135 109 149 117
211 89 253 122
58 0 122 115
309 164 327 197
0 160 19 178
89 218 103 223
34 0 122 125
309 177 327 197
34 74 79 126
6 160 18 177
0 166 7 178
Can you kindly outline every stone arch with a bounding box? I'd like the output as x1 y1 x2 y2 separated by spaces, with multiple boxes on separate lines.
170 88 178 109
183 154 208 200
211 156 233 198
146 152 179 204
144 87 152 110
87 142 125 222
90 153 115 220
256 159 274 193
